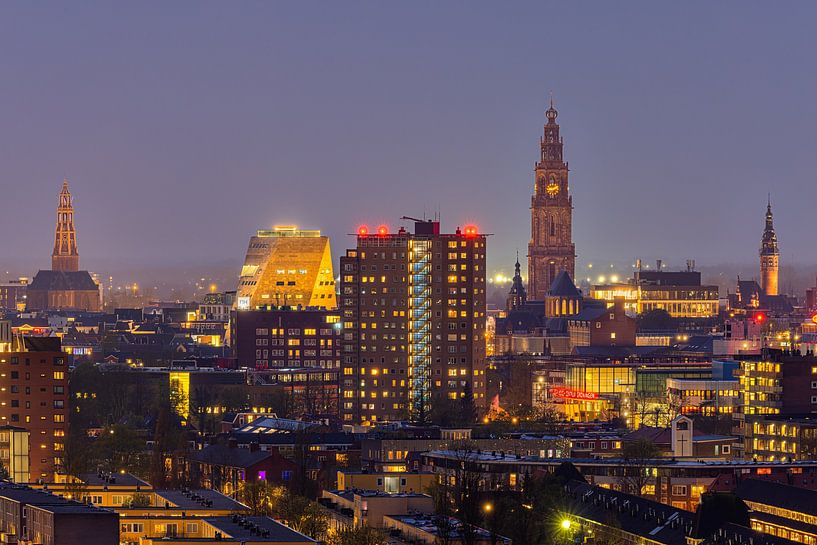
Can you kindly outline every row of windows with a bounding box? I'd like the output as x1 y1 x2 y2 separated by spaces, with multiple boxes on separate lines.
254 328 334 336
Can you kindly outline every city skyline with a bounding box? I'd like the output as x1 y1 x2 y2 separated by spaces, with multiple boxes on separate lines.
0 3 815 278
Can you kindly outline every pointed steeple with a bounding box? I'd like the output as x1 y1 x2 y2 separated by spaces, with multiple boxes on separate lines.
761 196 778 255
760 195 779 296
52 177 79 272
545 92 558 123
506 251 528 311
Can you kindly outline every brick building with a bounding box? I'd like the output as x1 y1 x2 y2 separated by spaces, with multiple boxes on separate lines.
27 179 101 312
339 219 487 424
0 337 69 482
567 297 636 347
233 309 341 370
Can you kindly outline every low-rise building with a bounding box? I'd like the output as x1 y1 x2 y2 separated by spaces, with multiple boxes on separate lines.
0 484 118 545
421 450 817 512
137 515 317 545
320 490 433 528
336 470 436 494
742 415 817 462
384 514 510 545
734 479 817 544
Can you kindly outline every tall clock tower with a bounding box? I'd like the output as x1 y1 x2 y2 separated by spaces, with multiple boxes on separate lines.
527 101 575 300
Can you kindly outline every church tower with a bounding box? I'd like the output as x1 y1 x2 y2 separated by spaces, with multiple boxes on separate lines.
760 196 779 296
506 252 528 312
52 178 79 272
528 100 575 300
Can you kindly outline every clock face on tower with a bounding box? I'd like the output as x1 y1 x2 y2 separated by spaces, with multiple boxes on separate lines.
546 178 559 197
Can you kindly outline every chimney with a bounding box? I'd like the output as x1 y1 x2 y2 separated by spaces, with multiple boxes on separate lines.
656 259 663 271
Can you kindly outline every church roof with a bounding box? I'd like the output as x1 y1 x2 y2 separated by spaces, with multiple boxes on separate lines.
29 270 98 291
547 271 581 298
497 310 545 334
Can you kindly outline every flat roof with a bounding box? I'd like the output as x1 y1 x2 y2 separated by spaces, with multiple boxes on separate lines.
205 516 315 542
154 489 247 511
423 450 817 468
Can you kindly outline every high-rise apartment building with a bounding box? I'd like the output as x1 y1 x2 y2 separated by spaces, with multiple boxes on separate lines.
0 336 69 482
236 225 336 311
528 101 576 300
339 219 487 424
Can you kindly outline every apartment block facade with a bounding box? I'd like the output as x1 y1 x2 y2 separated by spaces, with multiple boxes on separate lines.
339 220 487 424
0 338 69 482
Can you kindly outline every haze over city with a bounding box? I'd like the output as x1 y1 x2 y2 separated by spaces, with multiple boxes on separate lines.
7 5 817 545
1 2 816 296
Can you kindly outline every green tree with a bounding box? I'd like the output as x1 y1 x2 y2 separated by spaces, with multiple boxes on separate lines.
94 424 145 474
457 383 478 426
328 526 388 545
637 309 674 330
239 480 285 516
276 494 328 540
126 493 152 508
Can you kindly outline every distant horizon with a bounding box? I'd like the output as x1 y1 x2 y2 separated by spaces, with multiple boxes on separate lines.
2 3 815 294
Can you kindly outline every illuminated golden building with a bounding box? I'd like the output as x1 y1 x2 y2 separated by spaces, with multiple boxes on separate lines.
236 226 336 310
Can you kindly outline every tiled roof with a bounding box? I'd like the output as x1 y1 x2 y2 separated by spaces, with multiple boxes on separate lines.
548 271 581 298
735 479 817 518
28 270 98 291
188 444 271 468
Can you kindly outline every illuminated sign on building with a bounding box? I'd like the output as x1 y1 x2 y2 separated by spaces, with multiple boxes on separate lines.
549 387 599 400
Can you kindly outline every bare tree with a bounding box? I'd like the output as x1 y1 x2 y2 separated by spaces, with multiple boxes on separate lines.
618 439 661 496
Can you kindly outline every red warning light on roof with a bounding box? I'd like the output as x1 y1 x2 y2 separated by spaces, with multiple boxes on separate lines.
463 225 479 237
753 311 766 324
357 225 369 236
377 225 389 236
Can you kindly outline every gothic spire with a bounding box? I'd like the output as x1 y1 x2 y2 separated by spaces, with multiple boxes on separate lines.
507 251 527 311
761 196 778 255
52 177 79 272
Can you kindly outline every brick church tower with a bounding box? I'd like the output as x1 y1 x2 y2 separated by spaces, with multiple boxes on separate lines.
527 100 576 300
52 178 79 272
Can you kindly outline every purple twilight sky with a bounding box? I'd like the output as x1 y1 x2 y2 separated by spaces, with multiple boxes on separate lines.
1 2 816 285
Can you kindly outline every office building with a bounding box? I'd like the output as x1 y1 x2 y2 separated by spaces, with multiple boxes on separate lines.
236 225 336 311
591 264 719 318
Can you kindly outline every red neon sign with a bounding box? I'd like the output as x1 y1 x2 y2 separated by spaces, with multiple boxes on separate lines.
549 387 599 401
